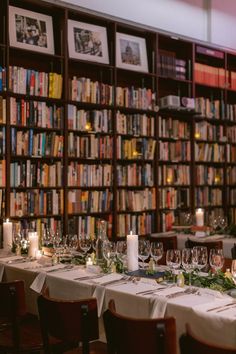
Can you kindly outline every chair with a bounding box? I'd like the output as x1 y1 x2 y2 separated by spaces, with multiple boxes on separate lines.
37 294 107 354
180 323 236 354
0 280 43 353
103 299 177 354
149 235 177 265
231 243 236 259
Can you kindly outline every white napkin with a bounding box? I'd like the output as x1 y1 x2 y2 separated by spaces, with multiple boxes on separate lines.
0 263 4 281
92 285 105 317
150 296 168 318
91 273 124 285
30 272 47 293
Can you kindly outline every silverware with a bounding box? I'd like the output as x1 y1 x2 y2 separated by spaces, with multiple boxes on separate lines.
216 304 236 313
206 302 235 312
136 287 167 295
73 274 104 281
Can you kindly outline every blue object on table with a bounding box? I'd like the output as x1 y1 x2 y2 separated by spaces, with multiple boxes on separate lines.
126 269 165 279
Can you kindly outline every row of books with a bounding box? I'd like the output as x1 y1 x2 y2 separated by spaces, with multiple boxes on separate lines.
117 213 154 237
14 218 63 240
117 188 156 212
117 163 154 187
67 163 112 187
68 215 112 238
67 189 113 213
10 189 64 217
229 208 236 223
0 97 6 123
67 106 112 133
195 187 222 206
11 129 64 157
227 166 236 184
227 126 236 143
9 66 63 99
195 166 223 186
228 189 236 204
161 211 175 232
159 188 190 209
195 143 225 162
116 111 155 136
116 137 156 160
159 165 190 186
0 189 5 217
159 141 191 161
194 63 226 88
157 52 188 80
226 103 236 121
70 76 114 105
195 97 222 119
0 67 6 92
10 161 62 188
116 86 156 111
68 133 113 159
159 116 190 139
195 121 224 141
0 160 5 187
0 128 5 155
226 145 236 162
10 98 63 129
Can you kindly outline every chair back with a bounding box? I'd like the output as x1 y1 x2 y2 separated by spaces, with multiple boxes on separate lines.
232 243 236 259
180 323 236 354
103 299 177 354
37 295 99 354
0 280 26 320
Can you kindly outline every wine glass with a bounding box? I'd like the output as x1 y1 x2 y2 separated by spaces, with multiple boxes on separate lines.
138 239 150 269
209 248 224 273
150 242 163 270
181 248 194 285
192 246 208 272
166 249 181 282
218 216 228 234
116 240 127 271
103 241 117 269
79 234 91 255
209 215 219 234
231 260 236 285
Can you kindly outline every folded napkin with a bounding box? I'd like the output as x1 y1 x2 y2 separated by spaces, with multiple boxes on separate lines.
92 285 106 317
189 234 224 242
30 273 47 293
150 296 168 318
0 255 24 263
0 263 4 281
91 273 124 285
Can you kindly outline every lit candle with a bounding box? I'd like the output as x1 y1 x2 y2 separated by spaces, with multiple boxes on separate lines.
86 256 93 268
196 208 204 227
3 219 13 251
28 231 39 258
127 230 138 271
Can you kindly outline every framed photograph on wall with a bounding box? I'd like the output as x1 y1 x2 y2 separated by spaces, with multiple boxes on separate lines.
9 6 54 55
68 20 109 64
116 32 148 73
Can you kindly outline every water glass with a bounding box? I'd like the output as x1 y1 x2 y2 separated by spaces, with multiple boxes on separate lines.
231 260 236 285
209 248 224 272
192 246 208 271
116 240 127 270
182 248 194 285
150 242 163 269
166 249 181 282
138 239 150 269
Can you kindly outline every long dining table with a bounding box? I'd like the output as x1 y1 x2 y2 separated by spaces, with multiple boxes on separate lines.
1 250 236 352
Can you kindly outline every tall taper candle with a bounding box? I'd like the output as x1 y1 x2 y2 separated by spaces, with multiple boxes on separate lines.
28 231 39 258
196 208 204 227
127 231 138 271
3 219 13 251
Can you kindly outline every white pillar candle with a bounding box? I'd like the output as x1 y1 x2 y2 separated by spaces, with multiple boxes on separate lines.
127 231 138 271
196 208 204 227
3 219 13 251
28 232 39 258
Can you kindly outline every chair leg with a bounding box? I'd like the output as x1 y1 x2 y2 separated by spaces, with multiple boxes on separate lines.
82 341 89 354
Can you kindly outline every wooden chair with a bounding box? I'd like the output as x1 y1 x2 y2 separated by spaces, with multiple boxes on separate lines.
180 323 236 354
37 294 107 354
0 280 43 353
103 299 177 354
149 235 177 265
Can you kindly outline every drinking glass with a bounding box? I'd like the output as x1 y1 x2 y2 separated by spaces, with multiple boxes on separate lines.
150 242 163 270
209 248 224 272
192 246 208 271
181 248 194 285
209 215 219 234
218 216 228 234
166 249 181 282
79 234 91 255
138 239 150 269
116 240 127 271
231 260 236 285
103 241 117 269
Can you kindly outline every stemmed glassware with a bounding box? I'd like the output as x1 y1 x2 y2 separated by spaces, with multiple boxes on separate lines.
103 241 117 270
209 248 224 272
218 216 228 234
150 242 163 270
116 240 127 271
181 248 194 285
79 234 91 255
166 249 181 282
192 246 208 272
138 239 150 269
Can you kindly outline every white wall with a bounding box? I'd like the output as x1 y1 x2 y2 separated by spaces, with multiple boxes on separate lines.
53 0 236 50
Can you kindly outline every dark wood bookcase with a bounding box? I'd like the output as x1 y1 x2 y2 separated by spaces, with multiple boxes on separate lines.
0 0 236 244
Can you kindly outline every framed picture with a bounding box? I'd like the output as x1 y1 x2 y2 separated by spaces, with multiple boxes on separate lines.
68 20 109 64
9 6 54 55
116 32 148 73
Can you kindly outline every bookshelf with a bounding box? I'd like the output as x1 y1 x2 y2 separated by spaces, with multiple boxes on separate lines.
1 0 236 243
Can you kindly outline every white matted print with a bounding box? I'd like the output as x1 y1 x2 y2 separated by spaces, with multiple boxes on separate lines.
116 32 148 73
9 6 54 55
68 20 109 64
